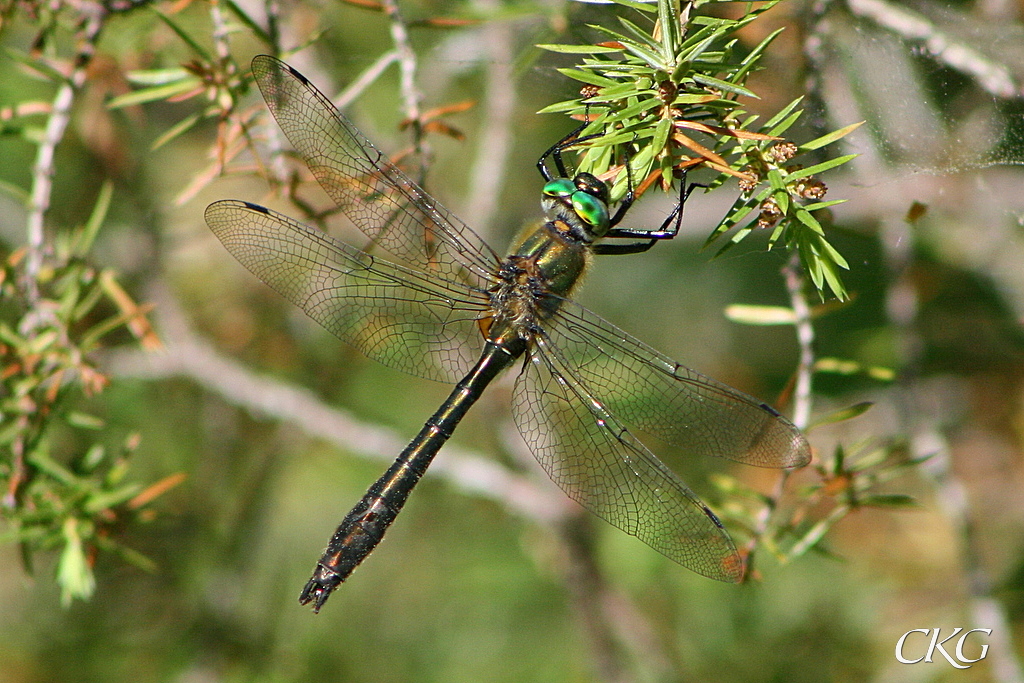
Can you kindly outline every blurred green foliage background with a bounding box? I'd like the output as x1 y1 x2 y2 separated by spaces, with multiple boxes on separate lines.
3 0 1024 681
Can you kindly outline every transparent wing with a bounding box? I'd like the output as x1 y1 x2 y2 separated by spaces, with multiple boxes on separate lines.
251 55 501 284
514 336 743 582
544 300 811 468
205 200 487 382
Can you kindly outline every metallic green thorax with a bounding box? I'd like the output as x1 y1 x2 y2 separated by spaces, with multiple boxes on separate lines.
485 174 612 344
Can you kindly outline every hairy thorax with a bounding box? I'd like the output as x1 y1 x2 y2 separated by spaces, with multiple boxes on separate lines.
481 220 592 346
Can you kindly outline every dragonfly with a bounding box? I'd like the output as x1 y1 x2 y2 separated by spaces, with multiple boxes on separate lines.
205 55 811 613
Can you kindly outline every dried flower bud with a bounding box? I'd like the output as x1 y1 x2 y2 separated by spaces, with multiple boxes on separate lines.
738 174 760 194
580 85 601 99
757 196 782 229
658 80 677 104
795 177 828 200
768 141 798 164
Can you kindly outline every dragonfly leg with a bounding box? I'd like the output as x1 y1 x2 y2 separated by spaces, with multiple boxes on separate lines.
605 136 637 231
595 171 703 256
536 107 604 181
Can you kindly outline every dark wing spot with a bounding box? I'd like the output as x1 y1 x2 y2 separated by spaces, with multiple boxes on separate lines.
242 201 270 214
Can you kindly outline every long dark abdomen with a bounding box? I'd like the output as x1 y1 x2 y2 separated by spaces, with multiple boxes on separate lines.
300 338 525 612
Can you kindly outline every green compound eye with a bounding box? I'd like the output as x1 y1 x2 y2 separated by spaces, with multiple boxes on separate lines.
543 178 576 197
572 191 609 230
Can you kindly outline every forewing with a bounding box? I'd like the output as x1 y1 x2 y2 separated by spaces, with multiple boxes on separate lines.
545 300 810 468
251 55 500 283
513 336 743 582
205 200 486 382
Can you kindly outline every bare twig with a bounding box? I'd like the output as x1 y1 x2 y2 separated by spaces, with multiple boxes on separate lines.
460 16 516 240
210 0 232 65
801 0 838 136
846 0 1021 98
383 0 421 124
265 0 282 49
783 255 815 431
336 50 401 109
742 256 816 568
23 5 105 309
381 0 427 181
560 515 673 683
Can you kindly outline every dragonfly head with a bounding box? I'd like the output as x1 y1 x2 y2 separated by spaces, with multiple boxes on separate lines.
541 173 611 242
